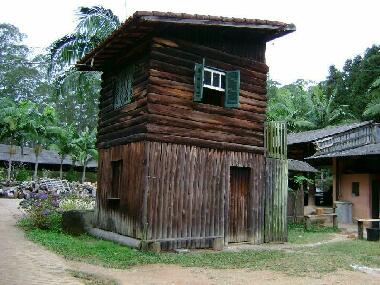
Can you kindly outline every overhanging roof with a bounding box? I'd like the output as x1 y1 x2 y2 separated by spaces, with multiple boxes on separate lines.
288 159 318 173
307 143 380 160
288 121 372 145
77 11 295 71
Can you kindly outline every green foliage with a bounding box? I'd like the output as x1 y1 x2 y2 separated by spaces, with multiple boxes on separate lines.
0 167 6 181
325 45 380 120
267 80 354 132
287 223 339 244
65 168 80 182
49 6 120 72
363 76 380 119
15 167 31 181
72 127 97 183
51 71 100 131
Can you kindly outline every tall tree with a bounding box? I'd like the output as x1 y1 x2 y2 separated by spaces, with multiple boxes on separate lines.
72 128 97 183
0 99 36 180
49 6 120 71
49 125 77 179
267 81 353 132
363 76 380 120
27 105 59 180
0 23 49 103
324 45 380 119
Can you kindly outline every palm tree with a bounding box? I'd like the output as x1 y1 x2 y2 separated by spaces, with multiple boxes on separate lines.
303 86 354 129
0 98 34 181
49 125 76 179
363 77 380 120
267 83 354 132
27 105 59 180
49 6 120 71
73 128 97 183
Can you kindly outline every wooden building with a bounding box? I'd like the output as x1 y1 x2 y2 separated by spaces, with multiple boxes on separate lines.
77 11 295 249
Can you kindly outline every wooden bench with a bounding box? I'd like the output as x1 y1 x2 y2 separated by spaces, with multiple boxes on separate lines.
356 219 380 240
304 213 338 230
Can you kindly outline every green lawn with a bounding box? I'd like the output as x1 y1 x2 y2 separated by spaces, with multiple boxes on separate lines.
20 221 380 276
287 223 339 244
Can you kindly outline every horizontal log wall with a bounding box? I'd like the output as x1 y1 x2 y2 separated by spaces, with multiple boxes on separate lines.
146 37 267 152
97 56 150 148
144 141 265 248
95 142 146 239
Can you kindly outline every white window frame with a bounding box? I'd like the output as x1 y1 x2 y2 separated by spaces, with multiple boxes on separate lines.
203 67 226 92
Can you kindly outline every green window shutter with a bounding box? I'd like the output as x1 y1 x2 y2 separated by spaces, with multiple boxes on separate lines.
193 63 204 102
225 70 240 108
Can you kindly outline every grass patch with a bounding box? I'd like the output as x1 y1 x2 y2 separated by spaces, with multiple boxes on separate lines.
288 223 339 244
68 270 117 285
20 219 380 277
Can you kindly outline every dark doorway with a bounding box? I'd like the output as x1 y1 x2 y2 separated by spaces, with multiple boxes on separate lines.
228 167 250 243
371 180 380 227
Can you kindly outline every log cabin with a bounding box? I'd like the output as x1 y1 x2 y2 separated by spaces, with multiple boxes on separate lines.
77 11 295 250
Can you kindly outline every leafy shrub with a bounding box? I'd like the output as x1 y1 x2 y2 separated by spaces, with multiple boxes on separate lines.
20 192 62 231
0 167 6 181
66 168 80 182
15 167 31 181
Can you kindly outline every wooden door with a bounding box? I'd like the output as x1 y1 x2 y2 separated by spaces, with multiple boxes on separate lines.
228 167 250 243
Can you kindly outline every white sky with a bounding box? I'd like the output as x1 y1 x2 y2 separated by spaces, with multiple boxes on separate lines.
1 0 379 84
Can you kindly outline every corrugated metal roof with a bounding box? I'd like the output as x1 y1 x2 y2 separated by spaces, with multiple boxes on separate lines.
288 121 372 145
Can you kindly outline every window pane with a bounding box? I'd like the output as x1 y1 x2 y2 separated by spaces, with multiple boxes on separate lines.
352 182 360 197
213 73 220 87
204 70 212 85
221 74 226 89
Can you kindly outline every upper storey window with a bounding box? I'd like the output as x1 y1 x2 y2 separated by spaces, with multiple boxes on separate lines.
114 65 134 109
193 61 240 108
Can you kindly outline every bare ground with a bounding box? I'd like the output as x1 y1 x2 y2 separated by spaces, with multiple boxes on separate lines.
1 198 379 285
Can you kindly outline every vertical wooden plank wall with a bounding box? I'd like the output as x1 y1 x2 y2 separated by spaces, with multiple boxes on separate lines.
264 121 288 242
265 158 288 242
95 142 146 239
145 142 265 247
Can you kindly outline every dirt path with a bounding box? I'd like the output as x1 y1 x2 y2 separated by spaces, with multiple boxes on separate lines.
69 261 380 285
1 198 379 285
0 199 82 285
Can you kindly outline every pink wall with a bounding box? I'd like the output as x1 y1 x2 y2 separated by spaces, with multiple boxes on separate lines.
340 174 371 219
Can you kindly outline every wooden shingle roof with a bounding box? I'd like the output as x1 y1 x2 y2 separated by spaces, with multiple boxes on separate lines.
288 121 372 145
77 11 295 71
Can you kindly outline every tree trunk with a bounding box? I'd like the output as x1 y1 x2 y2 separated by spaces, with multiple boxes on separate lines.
7 144 16 182
59 157 64 179
34 155 39 181
82 163 87 183
7 156 12 182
